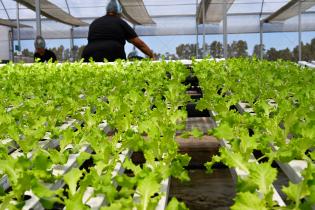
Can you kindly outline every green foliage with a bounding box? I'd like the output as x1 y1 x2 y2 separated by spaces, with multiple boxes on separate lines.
166 197 189 210
194 58 315 209
136 174 161 210
0 60 191 209
231 192 268 210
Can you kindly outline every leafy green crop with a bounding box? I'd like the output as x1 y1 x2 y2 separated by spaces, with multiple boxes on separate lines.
0 60 190 209
194 58 315 209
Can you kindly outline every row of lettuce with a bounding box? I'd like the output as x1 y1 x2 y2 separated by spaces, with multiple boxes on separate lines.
2 58 314 210
194 58 315 210
0 61 191 210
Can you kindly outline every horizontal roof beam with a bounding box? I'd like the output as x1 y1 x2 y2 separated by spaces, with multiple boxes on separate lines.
264 0 315 23
197 0 235 24
16 0 88 27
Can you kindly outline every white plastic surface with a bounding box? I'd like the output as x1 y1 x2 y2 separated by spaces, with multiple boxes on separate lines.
0 26 10 60
59 119 76 130
288 160 308 179
22 191 43 210
82 187 107 209
298 61 315 69
98 120 113 134
236 102 255 115
1 138 18 153
155 178 171 210
0 174 10 191
111 149 131 179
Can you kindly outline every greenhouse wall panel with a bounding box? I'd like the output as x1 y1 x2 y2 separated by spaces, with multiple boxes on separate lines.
0 26 10 60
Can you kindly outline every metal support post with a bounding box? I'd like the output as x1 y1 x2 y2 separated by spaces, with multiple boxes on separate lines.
202 0 206 58
259 0 265 60
196 0 199 58
133 25 136 52
298 0 302 61
223 0 228 59
35 0 42 36
70 27 74 61
9 28 14 62
16 2 21 54
259 20 263 60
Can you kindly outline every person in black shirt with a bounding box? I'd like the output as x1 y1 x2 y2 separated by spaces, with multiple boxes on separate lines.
34 36 57 62
82 0 154 62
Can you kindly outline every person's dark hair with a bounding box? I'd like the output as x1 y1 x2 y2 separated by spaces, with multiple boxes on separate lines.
106 0 122 14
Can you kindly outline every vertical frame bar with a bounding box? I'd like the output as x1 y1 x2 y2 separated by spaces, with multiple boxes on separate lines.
65 0 74 61
202 0 206 58
35 0 42 36
196 0 199 59
16 2 21 53
298 0 302 61
9 28 14 62
259 20 263 60
133 25 136 52
70 27 74 61
223 0 228 59
259 0 265 60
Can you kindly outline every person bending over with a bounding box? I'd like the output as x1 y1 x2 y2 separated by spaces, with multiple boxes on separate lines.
34 36 57 62
82 0 154 62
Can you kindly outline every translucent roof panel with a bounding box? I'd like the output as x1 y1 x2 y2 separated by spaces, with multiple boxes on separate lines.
66 0 109 18
144 0 199 17
262 0 288 13
306 5 315 12
137 16 197 36
0 0 313 40
15 0 88 26
197 0 235 23
0 3 6 19
264 0 315 22
120 0 154 25
0 1 35 20
228 0 288 14
49 0 68 12
229 0 263 14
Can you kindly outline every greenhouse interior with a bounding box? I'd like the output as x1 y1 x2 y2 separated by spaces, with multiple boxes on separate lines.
1 0 315 210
